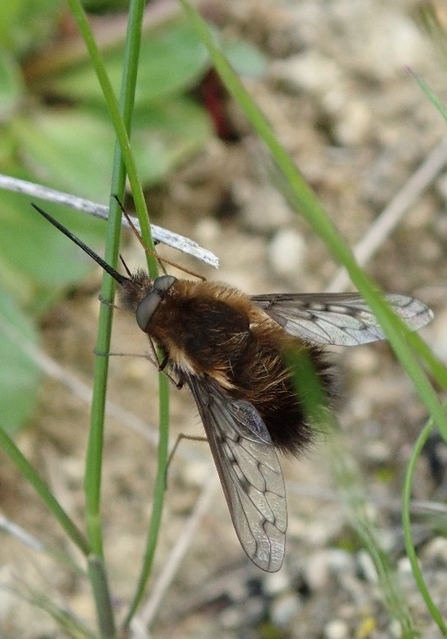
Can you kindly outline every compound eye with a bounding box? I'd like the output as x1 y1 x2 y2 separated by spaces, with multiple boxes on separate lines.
135 275 176 332
154 274 176 294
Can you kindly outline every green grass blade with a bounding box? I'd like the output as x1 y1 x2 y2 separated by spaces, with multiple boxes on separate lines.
0 425 89 555
5 584 99 639
408 69 447 122
180 2 447 631
179 0 447 436
123 373 170 627
402 414 447 636
288 353 420 634
88 555 117 638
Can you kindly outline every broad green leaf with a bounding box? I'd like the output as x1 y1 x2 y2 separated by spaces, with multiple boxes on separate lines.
135 20 210 103
49 19 209 105
11 109 115 202
0 288 41 434
223 40 268 78
10 98 211 196
0 0 28 52
132 97 212 185
0 0 64 55
0 189 107 310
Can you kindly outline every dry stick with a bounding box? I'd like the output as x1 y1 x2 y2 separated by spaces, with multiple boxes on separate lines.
286 479 447 514
0 516 46 552
326 136 447 293
0 174 219 267
134 474 219 632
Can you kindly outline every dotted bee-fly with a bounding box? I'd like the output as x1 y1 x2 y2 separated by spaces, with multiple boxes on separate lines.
33 204 433 572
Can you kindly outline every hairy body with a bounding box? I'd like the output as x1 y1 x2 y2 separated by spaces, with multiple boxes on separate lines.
121 276 333 455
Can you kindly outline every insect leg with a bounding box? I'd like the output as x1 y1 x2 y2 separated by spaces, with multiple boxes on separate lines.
165 433 208 489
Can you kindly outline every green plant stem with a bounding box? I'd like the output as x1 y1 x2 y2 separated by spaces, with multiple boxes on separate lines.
123 373 170 627
65 0 157 272
88 555 117 639
120 0 171 625
77 0 149 562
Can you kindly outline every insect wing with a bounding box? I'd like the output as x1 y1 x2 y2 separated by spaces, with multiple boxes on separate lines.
252 292 433 346
185 374 287 572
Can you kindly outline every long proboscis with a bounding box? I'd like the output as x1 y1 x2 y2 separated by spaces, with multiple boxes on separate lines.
31 203 128 286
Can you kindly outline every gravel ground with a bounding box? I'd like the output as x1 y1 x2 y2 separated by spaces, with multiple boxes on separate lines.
1 0 447 637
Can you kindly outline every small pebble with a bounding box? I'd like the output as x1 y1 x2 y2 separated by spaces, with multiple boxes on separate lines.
268 228 307 281
264 568 291 596
324 619 349 639
220 597 265 629
304 549 354 591
241 186 293 233
357 550 378 585
270 591 302 626
422 537 447 564
271 51 342 95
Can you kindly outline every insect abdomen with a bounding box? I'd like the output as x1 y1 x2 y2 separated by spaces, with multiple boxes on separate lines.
228 326 334 456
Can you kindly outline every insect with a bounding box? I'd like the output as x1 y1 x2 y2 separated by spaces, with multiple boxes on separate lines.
32 203 434 572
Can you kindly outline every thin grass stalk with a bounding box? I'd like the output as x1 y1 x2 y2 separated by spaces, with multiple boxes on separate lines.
123 372 170 627
88 555 117 639
179 0 447 444
180 1 447 632
402 415 447 636
328 431 419 637
0 426 89 555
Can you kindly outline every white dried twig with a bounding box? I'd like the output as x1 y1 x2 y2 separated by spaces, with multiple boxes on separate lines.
133 474 219 633
0 516 45 552
0 174 219 268
326 137 447 292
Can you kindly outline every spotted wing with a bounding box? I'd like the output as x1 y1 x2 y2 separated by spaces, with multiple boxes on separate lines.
185 374 286 572
251 292 433 346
